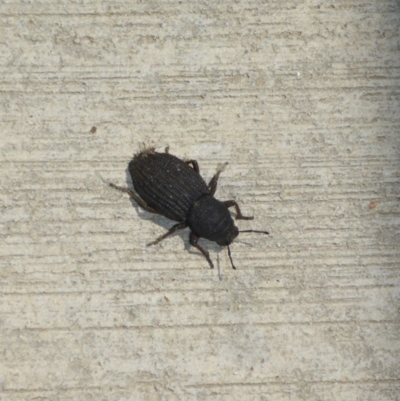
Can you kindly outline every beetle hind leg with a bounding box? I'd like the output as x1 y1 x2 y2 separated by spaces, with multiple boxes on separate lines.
109 183 159 214
185 159 200 174
189 232 214 269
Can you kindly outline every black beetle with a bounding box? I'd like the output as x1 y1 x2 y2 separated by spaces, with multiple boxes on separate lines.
110 147 268 269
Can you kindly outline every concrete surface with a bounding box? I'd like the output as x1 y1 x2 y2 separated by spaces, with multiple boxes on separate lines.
1 0 400 400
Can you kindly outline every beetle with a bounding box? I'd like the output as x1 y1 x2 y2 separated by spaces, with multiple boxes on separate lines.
109 147 268 269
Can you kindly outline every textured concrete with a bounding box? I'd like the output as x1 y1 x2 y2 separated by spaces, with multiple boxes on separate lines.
1 1 400 400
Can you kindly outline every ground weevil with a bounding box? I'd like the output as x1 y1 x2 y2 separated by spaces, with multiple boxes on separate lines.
110 147 268 269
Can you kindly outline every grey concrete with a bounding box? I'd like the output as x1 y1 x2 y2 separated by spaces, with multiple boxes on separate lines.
1 1 400 400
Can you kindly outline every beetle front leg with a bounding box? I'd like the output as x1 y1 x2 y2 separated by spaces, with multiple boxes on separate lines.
223 200 254 220
189 232 214 269
208 162 228 196
109 183 159 214
147 222 188 246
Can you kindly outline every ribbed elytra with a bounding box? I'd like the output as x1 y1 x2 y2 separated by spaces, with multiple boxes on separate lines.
110 147 268 269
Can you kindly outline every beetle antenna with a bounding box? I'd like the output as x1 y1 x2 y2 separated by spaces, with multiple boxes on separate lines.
227 245 236 270
240 230 269 235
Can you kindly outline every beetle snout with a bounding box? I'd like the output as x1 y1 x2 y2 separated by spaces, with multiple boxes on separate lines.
216 225 239 246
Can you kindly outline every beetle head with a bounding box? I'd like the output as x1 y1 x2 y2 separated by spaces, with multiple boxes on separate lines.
187 196 238 244
187 196 268 269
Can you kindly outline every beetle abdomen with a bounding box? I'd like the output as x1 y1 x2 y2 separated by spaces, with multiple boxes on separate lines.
129 149 210 221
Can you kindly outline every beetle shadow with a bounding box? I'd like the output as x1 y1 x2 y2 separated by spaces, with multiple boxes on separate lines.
234 238 256 247
183 237 225 272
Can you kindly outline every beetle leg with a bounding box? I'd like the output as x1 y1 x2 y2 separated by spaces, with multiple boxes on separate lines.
109 183 159 214
223 200 254 220
185 160 200 174
189 232 214 269
208 162 228 196
147 222 188 247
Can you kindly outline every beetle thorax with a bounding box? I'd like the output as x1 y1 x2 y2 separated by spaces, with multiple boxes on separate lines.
187 195 239 245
